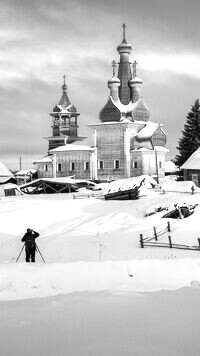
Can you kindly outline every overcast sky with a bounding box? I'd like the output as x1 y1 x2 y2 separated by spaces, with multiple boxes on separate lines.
0 0 200 170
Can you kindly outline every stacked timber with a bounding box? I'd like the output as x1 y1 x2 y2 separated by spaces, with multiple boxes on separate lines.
104 186 139 200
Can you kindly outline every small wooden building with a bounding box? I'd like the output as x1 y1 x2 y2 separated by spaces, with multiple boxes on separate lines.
15 169 37 185
181 148 200 187
34 145 97 180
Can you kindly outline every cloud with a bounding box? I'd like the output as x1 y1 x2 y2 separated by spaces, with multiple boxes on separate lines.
138 52 200 80
1 0 200 169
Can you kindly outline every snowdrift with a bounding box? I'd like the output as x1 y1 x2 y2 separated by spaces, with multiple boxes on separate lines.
161 180 200 193
1 259 200 301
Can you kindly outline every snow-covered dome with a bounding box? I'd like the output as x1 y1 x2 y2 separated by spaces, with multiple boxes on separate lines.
117 39 132 54
129 77 143 86
108 76 120 86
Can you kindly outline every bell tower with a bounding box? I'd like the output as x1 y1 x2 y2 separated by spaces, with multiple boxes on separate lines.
45 76 85 151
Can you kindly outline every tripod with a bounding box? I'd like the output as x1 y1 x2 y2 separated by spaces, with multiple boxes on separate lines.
16 243 25 262
16 243 45 263
36 243 45 263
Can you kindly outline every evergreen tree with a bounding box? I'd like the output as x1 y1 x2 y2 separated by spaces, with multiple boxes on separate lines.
174 99 200 167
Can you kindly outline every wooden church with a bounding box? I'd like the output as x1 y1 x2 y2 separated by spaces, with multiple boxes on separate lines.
35 25 167 181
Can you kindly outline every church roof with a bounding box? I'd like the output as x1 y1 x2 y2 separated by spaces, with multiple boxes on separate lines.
49 144 94 153
99 25 153 123
33 156 53 164
52 104 77 114
181 148 200 170
100 95 150 123
100 97 121 122
136 122 158 140
59 90 71 109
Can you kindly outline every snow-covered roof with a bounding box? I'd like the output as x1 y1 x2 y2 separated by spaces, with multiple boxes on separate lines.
20 177 94 189
103 175 157 195
131 147 151 152
181 148 200 170
165 161 179 173
154 146 169 152
3 183 22 191
0 161 13 177
110 96 139 113
136 122 158 140
49 144 94 153
34 156 53 164
0 176 13 184
131 146 168 153
109 96 150 116
15 169 36 176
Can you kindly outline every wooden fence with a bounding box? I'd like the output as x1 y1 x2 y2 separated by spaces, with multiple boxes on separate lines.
139 222 200 251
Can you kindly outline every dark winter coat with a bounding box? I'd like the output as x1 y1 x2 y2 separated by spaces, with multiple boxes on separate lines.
21 231 39 249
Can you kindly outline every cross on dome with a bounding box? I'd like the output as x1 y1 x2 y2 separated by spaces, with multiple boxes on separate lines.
133 61 138 77
122 23 127 41
62 75 67 91
111 60 117 76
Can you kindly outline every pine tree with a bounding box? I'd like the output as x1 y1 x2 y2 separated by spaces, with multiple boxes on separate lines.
174 99 200 167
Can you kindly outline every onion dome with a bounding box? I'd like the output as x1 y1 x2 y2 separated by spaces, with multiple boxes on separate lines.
129 76 143 85
108 76 120 86
107 60 120 102
117 38 132 54
62 82 67 92
117 24 132 54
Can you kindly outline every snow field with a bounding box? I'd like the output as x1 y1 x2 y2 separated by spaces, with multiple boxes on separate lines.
1 189 200 300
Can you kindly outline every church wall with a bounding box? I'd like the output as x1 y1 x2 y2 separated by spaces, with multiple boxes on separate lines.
37 163 53 178
130 150 166 179
56 152 92 179
96 124 126 179
37 152 92 179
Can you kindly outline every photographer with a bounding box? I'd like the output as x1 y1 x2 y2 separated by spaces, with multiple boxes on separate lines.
21 228 39 263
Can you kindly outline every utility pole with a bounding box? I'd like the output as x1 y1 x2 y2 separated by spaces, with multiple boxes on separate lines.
19 157 22 171
154 148 159 184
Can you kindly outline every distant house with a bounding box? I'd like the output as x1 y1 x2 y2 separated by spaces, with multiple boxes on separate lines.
15 169 37 185
0 183 23 197
0 161 15 184
181 148 200 186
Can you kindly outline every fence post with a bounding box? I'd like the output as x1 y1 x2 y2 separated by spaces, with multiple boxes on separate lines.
153 227 158 241
140 234 144 248
168 235 172 248
198 238 200 250
167 221 171 232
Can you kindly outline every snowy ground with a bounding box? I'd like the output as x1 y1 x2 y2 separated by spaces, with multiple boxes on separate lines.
1 289 200 356
1 189 200 265
1 187 200 354
1 189 200 299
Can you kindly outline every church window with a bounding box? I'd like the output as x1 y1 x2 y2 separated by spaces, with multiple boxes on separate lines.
114 160 120 169
133 161 137 168
43 164 48 171
159 161 162 168
70 162 75 171
57 163 62 172
98 160 104 170
84 161 89 170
